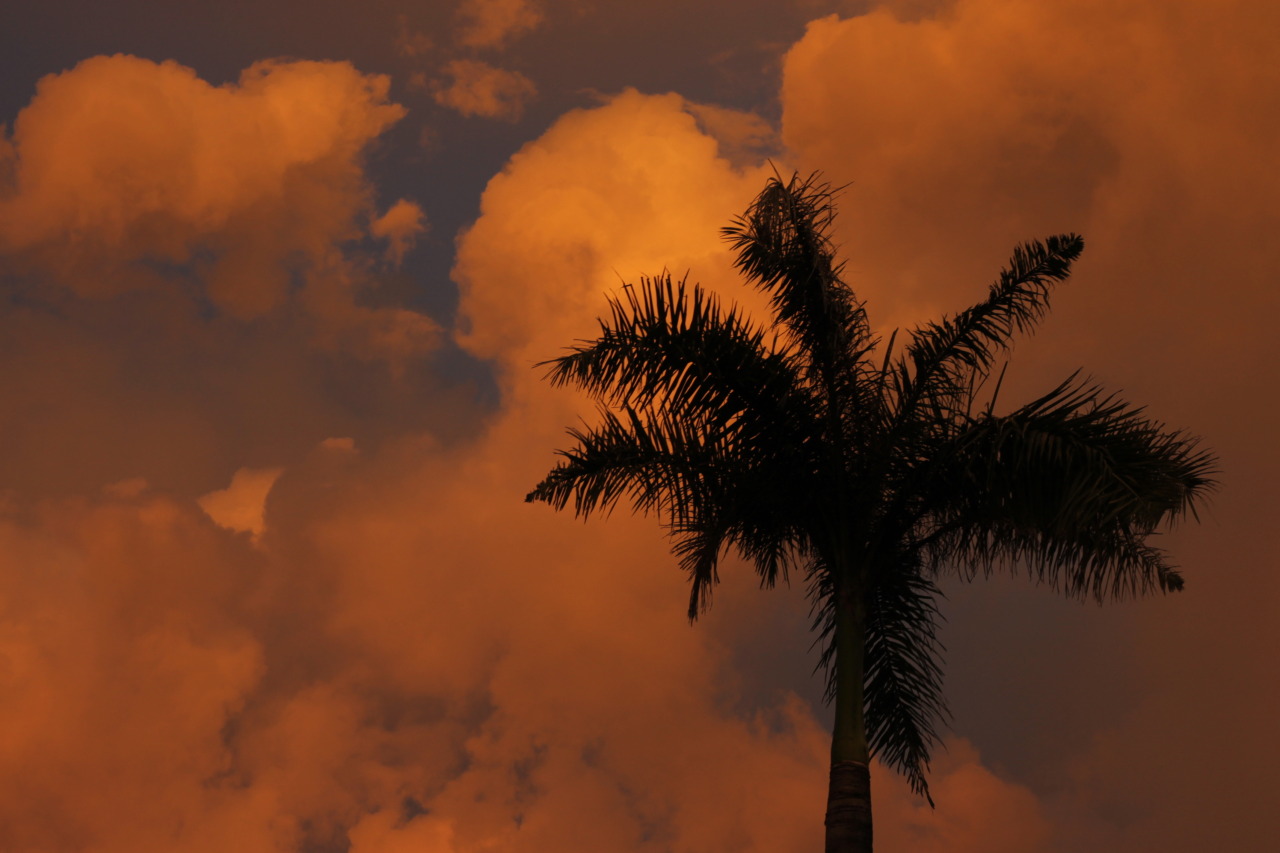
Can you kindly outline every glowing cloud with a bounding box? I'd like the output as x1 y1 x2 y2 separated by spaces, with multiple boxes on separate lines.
432 59 537 121
454 88 776 372
0 55 437 361
0 2 1271 850
779 2 1280 849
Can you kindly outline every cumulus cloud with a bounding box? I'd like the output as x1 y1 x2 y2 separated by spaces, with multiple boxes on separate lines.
0 55 457 502
1 2 1275 851
0 54 436 359
684 100 778 168
0 494 271 852
781 2 1280 849
454 88 777 370
0 73 1038 853
432 59 537 121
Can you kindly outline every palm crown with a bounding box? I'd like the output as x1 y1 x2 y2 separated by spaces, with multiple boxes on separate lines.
526 173 1214 849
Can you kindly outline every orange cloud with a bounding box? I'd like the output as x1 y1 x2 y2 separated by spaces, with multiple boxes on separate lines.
450 85 1054 849
0 2 1273 851
370 199 428 267
454 89 776 373
198 466 284 538
0 495 272 852
0 55 436 361
780 2 1280 849
0 73 844 852
455 0 544 49
874 739 1052 853
782 1 1280 344
432 59 537 121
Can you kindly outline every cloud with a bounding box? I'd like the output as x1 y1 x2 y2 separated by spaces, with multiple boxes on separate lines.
371 199 428 267
780 2 1280 849
0 54 436 360
684 100 779 168
781 1 1280 343
1 2 1275 850
455 0 544 49
431 59 537 121
0 76 830 853
199 466 285 538
874 739 1052 853
0 494 272 852
454 88 777 370
0 55 459 502
1 76 1028 853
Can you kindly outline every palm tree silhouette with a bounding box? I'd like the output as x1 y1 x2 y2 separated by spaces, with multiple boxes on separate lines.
526 173 1215 852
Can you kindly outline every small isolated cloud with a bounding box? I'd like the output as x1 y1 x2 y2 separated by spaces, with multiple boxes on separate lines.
370 199 427 267
432 59 536 121
455 0 543 49
198 466 284 538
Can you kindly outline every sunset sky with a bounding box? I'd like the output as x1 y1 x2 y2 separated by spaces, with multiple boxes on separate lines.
0 1 1276 850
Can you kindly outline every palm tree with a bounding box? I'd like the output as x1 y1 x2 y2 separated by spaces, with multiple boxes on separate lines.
525 173 1215 852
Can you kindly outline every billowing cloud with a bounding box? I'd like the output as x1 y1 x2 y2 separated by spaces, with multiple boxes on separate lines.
0 1 1275 850
454 88 776 370
0 55 456 501
0 54 436 358
782 1 1280 342
0 66 1054 851
0 494 271 852
781 2 1280 850
432 59 537 121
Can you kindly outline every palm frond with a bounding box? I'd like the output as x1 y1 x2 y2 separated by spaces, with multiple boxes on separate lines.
809 554 948 805
528 401 819 617
526 404 721 521
863 565 948 805
722 173 874 378
893 235 1085 424
920 375 1217 599
671 516 729 620
541 273 820 452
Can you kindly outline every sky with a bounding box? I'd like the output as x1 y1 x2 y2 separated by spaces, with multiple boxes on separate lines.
0 1 1276 851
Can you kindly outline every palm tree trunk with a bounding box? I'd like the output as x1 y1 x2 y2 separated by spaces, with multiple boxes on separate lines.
825 588 872 852
826 761 872 852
